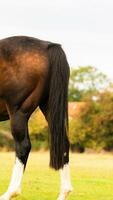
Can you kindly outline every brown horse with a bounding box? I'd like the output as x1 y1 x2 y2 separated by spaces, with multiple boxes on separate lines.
0 36 72 200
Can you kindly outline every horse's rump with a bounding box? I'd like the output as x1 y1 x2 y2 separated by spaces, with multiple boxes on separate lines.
0 36 54 103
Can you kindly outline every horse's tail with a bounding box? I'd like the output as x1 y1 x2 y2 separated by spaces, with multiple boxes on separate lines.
48 44 70 170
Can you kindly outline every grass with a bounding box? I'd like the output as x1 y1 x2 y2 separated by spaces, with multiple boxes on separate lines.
0 152 113 200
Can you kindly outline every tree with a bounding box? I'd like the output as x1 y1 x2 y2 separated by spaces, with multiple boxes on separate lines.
69 66 110 101
69 89 113 152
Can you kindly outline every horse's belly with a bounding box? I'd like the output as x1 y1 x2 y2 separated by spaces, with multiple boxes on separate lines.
0 99 9 121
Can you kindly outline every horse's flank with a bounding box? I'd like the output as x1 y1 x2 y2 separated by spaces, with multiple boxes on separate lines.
0 36 51 119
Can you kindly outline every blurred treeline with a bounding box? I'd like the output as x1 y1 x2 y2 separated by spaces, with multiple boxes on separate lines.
0 66 113 152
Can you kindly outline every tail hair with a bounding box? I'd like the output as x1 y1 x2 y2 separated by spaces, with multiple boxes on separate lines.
48 44 70 170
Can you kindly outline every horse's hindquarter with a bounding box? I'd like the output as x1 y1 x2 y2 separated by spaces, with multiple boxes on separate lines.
0 36 49 115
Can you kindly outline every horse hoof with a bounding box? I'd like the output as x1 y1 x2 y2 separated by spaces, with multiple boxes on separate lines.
57 188 73 200
10 191 21 198
0 189 21 200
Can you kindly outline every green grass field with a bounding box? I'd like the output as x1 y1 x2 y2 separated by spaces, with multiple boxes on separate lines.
0 152 113 200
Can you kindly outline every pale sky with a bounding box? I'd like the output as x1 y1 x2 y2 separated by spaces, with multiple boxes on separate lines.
0 0 113 80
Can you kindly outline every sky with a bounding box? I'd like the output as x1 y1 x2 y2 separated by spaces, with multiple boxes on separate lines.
0 0 113 80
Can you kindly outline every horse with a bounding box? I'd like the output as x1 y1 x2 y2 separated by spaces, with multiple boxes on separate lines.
0 36 72 200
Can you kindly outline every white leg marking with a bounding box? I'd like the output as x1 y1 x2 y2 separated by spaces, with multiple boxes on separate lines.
8 157 24 194
0 157 24 200
57 164 73 200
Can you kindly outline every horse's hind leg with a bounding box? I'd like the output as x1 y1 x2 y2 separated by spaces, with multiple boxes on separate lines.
0 110 31 200
57 163 73 200
40 104 73 200
57 137 73 200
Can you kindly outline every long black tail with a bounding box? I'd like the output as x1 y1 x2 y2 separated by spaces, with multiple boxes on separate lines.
48 44 70 170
